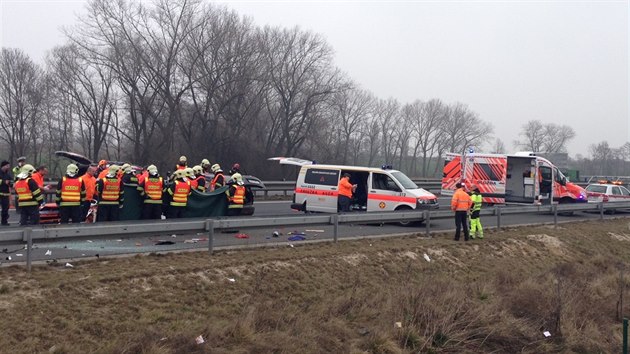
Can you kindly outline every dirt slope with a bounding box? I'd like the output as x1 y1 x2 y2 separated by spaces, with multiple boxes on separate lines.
1 219 630 353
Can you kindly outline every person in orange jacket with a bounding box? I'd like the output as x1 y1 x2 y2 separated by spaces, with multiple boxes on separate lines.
82 166 97 219
337 172 356 212
450 182 472 241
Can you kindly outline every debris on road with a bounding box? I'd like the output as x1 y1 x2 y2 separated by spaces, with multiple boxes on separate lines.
306 229 324 233
65 263 74 268
235 233 249 239
155 241 175 245
423 253 431 262
394 322 402 328
45 250 52 256
195 335 205 344
288 235 306 241
227 278 236 283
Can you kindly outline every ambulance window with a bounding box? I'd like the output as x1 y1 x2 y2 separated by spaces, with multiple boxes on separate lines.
612 187 622 196
539 166 552 181
621 187 630 196
477 162 503 181
304 169 339 186
372 173 401 192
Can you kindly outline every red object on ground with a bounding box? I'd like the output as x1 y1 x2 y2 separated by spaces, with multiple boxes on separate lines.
235 233 249 239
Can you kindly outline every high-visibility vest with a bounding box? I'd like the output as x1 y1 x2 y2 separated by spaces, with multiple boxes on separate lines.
451 188 472 211
170 180 190 207
211 173 224 190
228 185 245 209
176 165 186 171
15 178 38 207
60 176 83 206
471 193 482 212
189 178 198 190
100 178 121 204
195 176 206 192
144 177 163 204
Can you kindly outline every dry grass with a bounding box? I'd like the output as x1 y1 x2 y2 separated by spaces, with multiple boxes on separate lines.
1 219 630 353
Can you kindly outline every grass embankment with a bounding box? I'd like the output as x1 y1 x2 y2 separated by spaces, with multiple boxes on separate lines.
1 219 630 353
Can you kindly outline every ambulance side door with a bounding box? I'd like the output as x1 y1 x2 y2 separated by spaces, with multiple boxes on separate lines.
301 168 340 213
368 172 402 211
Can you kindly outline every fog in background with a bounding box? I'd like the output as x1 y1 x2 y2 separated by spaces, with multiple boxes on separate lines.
1 0 628 157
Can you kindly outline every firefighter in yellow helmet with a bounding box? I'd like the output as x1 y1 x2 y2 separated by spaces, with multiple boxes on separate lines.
192 165 206 192
139 165 164 220
96 165 124 222
226 173 246 216
55 164 86 224
167 169 191 219
14 164 44 225
210 164 224 191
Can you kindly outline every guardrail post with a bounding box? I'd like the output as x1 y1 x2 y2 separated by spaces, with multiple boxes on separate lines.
424 210 430 238
624 317 628 354
599 202 604 220
24 228 32 273
495 206 501 230
332 214 339 243
553 204 558 227
205 219 214 255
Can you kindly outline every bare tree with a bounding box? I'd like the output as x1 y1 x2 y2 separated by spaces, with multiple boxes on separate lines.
47 45 117 160
407 99 447 177
541 123 575 153
589 141 614 175
0 48 45 162
259 26 343 158
327 87 373 164
491 138 506 154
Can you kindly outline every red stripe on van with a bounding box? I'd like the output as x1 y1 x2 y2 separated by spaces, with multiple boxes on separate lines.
295 188 338 197
368 194 417 204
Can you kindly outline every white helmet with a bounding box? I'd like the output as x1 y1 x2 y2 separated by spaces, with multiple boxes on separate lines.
21 164 36 175
147 165 158 175
231 173 244 185
193 165 202 176
211 164 222 173
66 164 79 177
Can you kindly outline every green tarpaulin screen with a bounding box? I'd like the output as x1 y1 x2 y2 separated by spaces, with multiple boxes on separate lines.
119 185 228 220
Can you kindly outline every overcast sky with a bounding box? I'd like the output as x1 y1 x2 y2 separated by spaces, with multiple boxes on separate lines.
1 0 628 157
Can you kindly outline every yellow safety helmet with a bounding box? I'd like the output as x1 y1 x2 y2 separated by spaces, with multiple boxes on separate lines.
211 164 222 173
193 165 202 176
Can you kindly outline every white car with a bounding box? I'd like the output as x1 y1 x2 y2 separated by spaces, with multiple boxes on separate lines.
585 183 630 203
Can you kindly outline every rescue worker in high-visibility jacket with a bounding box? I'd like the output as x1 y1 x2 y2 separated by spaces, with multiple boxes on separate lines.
55 164 86 224
175 156 187 171
14 164 44 225
96 160 109 180
184 168 196 190
96 165 124 222
450 182 472 241
226 173 246 216
201 159 211 174
121 164 139 189
337 173 356 212
139 165 164 220
12 156 26 182
167 169 191 219
469 185 484 239
210 164 224 191
192 165 206 192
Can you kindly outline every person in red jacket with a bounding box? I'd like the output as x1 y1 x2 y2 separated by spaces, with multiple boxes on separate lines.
450 182 472 241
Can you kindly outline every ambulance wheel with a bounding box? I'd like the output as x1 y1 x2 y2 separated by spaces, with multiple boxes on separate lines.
395 206 415 226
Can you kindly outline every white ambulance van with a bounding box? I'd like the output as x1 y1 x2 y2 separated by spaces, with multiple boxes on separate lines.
269 158 439 214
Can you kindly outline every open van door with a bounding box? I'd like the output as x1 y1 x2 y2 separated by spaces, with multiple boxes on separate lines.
267 157 314 166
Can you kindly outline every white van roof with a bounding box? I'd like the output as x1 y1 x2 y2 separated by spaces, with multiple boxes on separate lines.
268 157 402 173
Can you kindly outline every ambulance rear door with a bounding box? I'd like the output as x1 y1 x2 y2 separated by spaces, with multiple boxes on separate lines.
298 167 340 213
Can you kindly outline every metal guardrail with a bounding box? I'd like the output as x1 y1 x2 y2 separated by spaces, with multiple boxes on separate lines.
3 200 630 272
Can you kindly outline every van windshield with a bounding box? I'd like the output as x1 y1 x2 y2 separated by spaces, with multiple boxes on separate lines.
391 171 418 189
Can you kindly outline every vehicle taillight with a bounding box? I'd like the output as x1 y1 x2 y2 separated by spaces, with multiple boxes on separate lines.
603 195 609 203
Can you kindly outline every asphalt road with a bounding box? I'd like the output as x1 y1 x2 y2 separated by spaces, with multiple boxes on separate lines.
1 199 628 265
